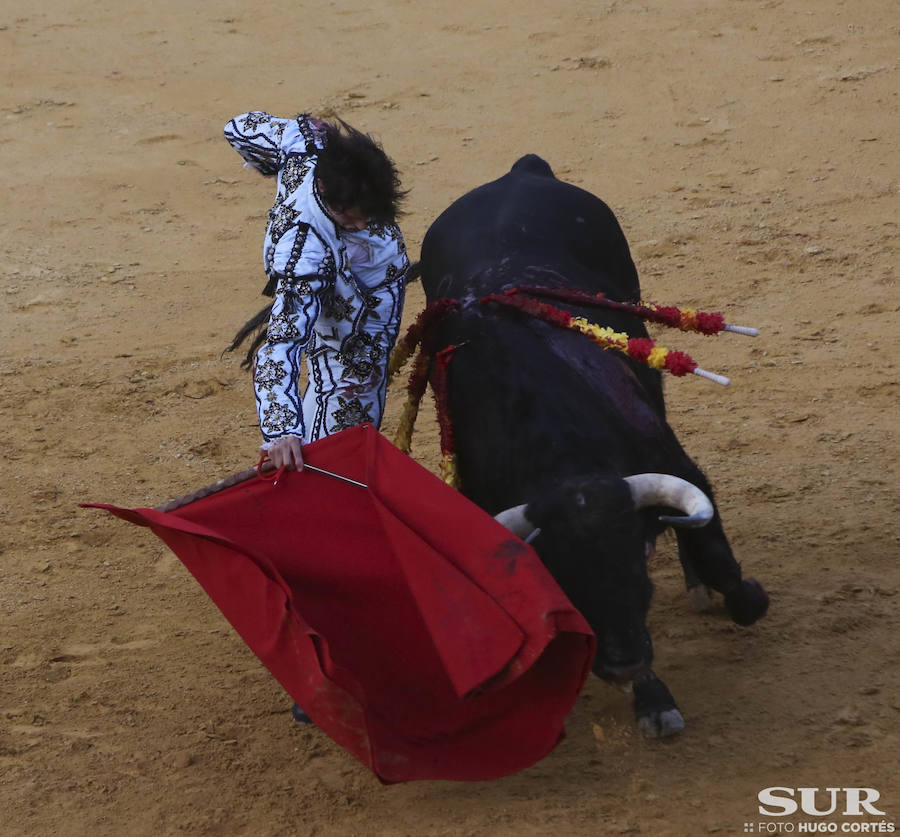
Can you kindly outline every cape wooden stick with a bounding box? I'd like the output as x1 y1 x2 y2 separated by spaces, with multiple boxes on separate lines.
155 461 366 513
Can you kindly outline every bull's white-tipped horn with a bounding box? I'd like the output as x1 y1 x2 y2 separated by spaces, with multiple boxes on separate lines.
624 473 714 529
493 504 538 539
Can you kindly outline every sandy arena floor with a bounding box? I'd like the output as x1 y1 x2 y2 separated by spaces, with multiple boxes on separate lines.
1 0 898 834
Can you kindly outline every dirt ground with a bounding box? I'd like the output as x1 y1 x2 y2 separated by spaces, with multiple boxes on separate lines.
1 0 898 834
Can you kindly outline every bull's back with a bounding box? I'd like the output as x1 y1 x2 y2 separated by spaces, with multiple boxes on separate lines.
420 155 639 301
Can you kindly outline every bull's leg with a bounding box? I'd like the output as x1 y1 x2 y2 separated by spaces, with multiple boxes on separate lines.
677 549 715 612
595 655 686 738
633 671 686 737
663 461 769 625
674 508 769 626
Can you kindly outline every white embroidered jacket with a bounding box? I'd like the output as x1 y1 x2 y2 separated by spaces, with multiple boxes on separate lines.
224 112 408 443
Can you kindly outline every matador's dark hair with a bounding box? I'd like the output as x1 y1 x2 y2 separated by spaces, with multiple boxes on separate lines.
315 119 406 224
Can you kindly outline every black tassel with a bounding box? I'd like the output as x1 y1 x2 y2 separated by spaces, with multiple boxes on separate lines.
261 276 278 297
223 302 274 369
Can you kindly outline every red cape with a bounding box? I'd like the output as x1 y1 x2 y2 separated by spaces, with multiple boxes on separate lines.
84 425 594 782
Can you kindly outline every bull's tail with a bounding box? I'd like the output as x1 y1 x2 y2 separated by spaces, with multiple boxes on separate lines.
405 260 422 283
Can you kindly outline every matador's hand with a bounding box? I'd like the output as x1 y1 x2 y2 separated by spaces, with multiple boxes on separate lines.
263 436 304 471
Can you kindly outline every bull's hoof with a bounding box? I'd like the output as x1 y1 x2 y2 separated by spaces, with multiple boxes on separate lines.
725 578 769 626
687 584 714 612
633 673 684 738
638 708 685 738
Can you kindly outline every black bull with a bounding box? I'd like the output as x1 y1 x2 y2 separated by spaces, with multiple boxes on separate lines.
417 154 769 736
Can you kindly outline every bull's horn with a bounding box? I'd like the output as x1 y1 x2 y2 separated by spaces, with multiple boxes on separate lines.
624 474 714 529
494 505 538 539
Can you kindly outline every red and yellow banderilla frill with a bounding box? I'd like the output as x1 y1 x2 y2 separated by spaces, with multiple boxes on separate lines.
388 285 754 488
482 291 701 378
